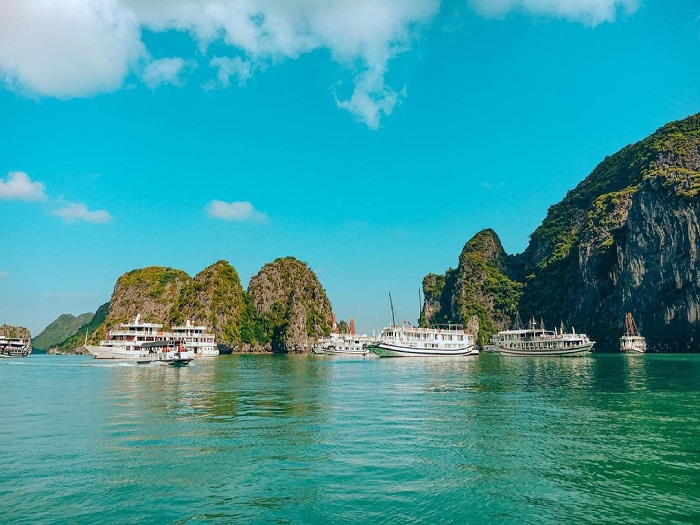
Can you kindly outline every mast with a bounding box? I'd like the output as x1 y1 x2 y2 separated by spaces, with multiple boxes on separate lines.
514 312 523 329
389 292 396 327
418 287 423 327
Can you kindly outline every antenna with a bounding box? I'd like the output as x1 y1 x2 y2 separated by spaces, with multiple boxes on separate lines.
389 292 396 327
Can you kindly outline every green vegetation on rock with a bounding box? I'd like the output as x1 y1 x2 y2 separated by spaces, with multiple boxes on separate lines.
32 312 94 351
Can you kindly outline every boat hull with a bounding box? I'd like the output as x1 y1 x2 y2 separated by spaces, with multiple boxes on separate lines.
84 345 170 362
369 343 478 358
620 337 646 353
498 342 594 357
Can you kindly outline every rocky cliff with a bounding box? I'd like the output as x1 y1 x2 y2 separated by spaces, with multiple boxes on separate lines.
246 257 333 353
1 324 31 343
425 112 700 352
422 229 521 345
172 260 246 352
103 266 192 330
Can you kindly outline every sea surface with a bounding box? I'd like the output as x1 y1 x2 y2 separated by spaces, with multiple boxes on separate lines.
1 353 699 524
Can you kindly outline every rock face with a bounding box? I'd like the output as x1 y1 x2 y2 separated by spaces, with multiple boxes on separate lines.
426 113 700 352
422 229 521 346
173 260 246 352
104 266 192 330
0 324 31 344
246 257 333 353
33 312 94 352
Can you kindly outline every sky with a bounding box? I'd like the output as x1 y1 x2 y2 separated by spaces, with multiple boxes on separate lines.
1 0 699 337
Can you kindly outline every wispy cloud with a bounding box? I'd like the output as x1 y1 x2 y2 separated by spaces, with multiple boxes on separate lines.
52 202 112 224
207 200 268 222
42 291 93 300
207 56 254 89
468 0 639 26
0 171 47 201
142 57 190 88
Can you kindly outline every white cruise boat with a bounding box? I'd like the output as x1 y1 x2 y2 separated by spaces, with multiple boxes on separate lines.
368 323 478 358
0 334 32 358
84 314 168 360
497 319 594 356
620 313 647 353
84 314 202 363
171 320 219 357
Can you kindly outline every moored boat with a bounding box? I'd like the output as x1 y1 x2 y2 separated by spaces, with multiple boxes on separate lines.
312 332 374 355
497 319 594 356
368 323 478 358
0 334 32 358
84 314 215 361
620 313 647 353
171 319 218 357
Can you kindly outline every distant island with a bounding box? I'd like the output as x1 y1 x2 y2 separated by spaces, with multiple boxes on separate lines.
39 112 700 354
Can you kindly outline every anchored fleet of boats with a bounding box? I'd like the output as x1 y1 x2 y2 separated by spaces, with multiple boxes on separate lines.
1 309 649 361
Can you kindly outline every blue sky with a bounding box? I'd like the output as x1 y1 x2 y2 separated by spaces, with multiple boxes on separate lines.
1 0 698 337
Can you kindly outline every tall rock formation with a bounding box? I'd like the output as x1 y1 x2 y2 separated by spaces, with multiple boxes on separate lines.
422 229 522 346
103 266 192 331
172 260 246 352
246 257 333 353
426 112 700 352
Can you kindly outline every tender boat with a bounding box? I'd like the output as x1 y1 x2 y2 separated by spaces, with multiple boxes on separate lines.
620 313 647 353
368 323 478 358
497 319 594 356
0 334 32 358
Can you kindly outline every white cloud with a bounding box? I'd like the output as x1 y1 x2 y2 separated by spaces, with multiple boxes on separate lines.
52 202 112 224
142 57 189 88
0 171 47 201
207 200 267 222
0 0 145 98
0 0 640 125
468 0 639 26
0 271 8 279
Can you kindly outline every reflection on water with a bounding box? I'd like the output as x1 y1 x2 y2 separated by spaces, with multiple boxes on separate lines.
1 353 699 524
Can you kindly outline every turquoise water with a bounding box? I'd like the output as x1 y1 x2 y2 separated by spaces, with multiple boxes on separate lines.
1 354 699 524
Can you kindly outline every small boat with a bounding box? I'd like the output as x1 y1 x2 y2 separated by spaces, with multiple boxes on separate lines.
0 334 32 358
368 323 478 358
620 313 647 353
497 318 594 356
